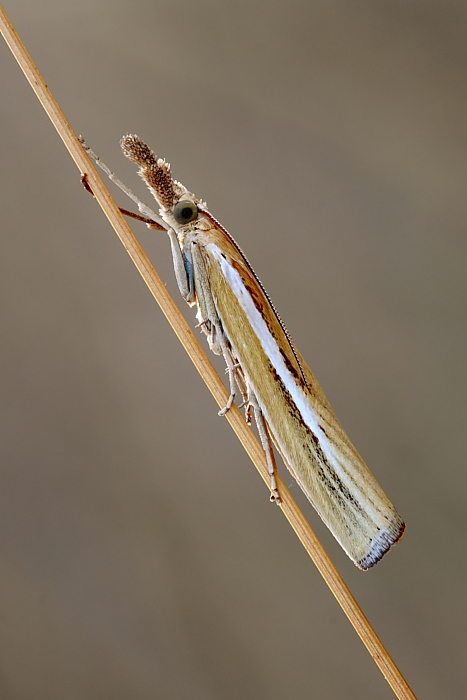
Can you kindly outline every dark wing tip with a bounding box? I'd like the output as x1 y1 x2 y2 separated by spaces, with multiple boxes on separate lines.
357 515 405 570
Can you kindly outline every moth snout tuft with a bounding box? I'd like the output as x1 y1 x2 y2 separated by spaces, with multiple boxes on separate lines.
120 135 152 165
120 134 175 210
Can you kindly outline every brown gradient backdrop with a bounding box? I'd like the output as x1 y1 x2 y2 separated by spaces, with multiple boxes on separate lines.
1 2 466 698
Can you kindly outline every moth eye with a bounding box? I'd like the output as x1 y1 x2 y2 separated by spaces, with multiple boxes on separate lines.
173 200 198 224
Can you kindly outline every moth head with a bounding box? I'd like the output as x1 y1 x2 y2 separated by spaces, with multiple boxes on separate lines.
121 135 207 231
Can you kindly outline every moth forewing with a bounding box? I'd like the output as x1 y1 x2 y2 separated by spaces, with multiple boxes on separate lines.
197 222 404 569
118 135 405 569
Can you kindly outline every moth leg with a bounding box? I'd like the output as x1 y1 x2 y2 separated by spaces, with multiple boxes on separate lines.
232 363 252 423
217 346 238 416
190 242 237 415
167 228 194 302
249 391 281 503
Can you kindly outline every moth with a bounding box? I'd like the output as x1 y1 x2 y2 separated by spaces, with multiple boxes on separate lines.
83 135 405 570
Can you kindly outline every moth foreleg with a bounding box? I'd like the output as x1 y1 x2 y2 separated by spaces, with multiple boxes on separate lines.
167 228 194 302
249 391 281 503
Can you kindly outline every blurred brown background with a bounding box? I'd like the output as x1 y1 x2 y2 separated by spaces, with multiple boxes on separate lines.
1 2 466 698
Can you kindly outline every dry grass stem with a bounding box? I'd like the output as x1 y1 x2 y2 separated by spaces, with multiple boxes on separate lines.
0 6 417 699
